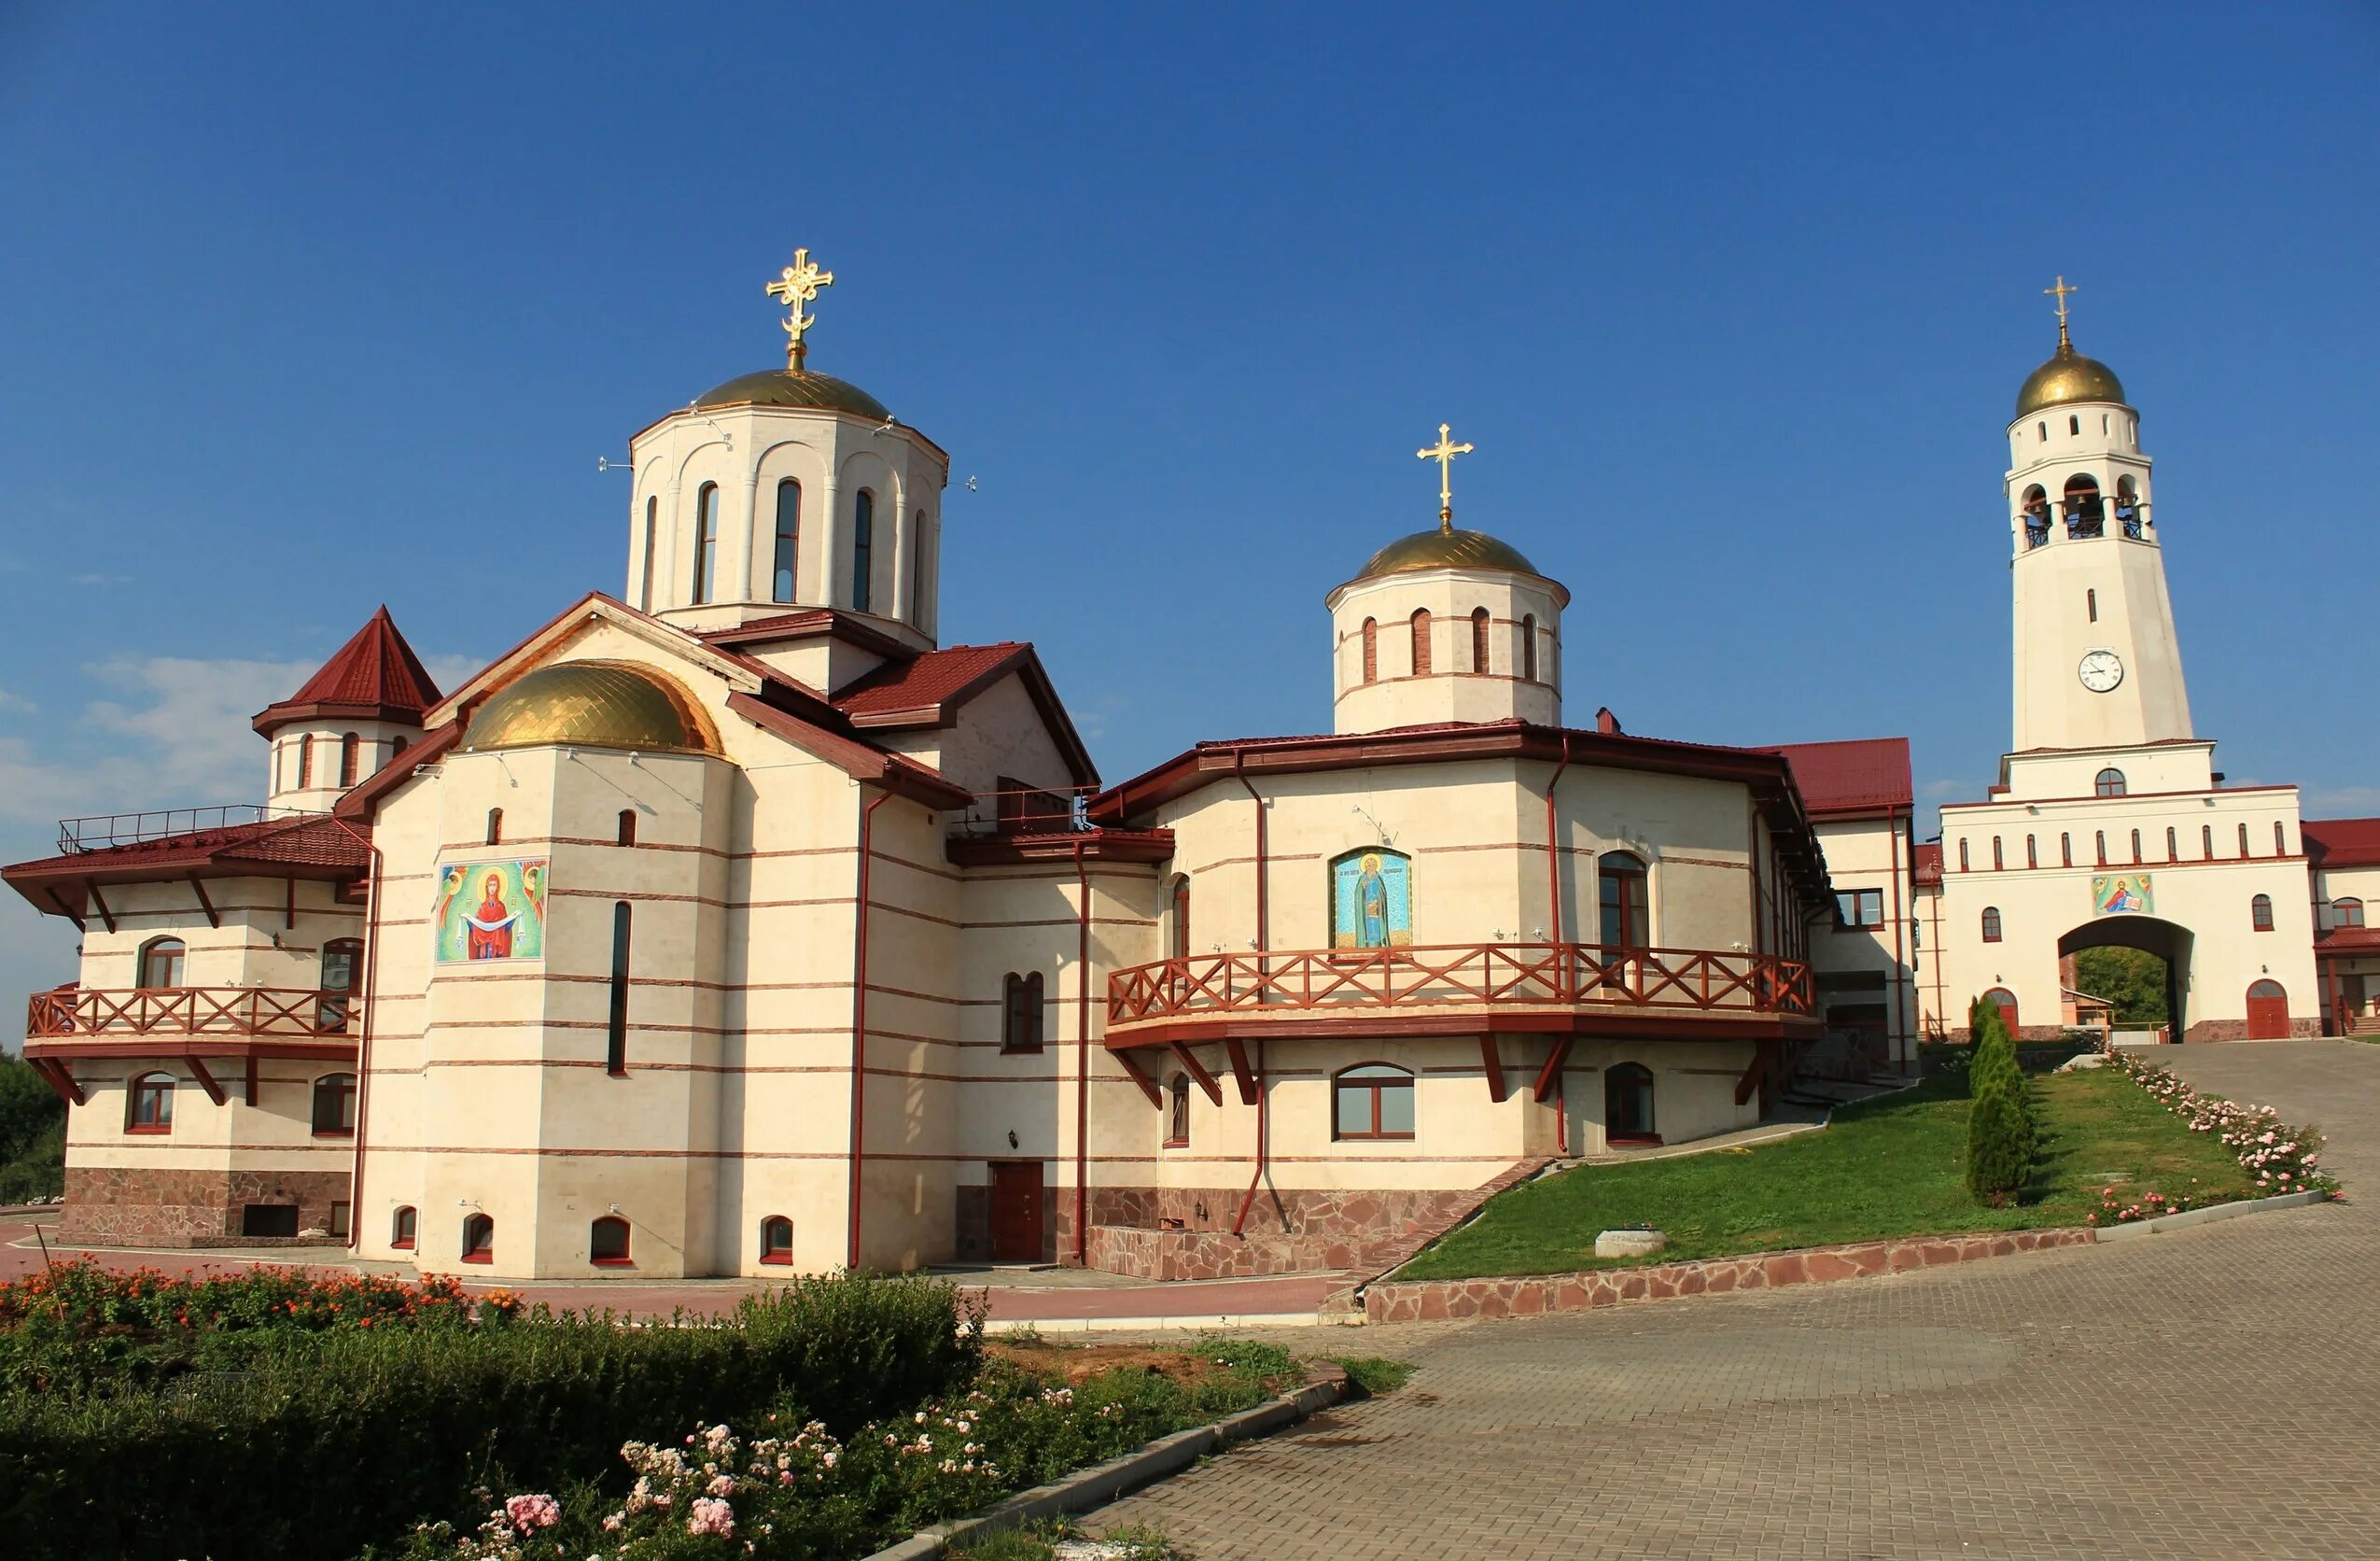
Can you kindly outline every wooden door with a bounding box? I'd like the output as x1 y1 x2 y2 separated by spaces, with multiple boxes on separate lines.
989 1161 1043 1263
2245 979 2290 1040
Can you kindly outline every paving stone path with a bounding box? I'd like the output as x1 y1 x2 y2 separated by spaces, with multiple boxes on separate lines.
1087 1041 2380 1559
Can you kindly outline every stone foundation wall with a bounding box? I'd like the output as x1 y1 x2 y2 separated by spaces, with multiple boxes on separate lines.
62 1166 352 1247
2181 1018 2322 1043
1364 1227 2098 1323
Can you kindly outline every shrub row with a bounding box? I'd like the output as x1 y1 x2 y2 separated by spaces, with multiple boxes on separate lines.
0 1269 979 1561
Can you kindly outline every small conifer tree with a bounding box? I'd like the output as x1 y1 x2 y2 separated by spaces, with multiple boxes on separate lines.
1965 993 2036 1201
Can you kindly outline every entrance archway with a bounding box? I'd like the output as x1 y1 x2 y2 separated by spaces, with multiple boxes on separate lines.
2246 979 2290 1040
2059 915 2191 1041
1981 987 2020 1034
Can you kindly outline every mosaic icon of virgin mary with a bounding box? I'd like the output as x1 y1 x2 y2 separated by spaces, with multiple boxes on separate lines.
465 872 520 959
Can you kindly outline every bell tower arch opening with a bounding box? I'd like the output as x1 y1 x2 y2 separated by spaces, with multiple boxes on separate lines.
2058 915 2191 1042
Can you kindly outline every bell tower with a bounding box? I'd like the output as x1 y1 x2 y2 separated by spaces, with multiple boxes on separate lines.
2005 279 2191 752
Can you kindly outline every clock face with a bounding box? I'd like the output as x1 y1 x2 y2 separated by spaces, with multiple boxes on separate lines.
2078 650 2125 694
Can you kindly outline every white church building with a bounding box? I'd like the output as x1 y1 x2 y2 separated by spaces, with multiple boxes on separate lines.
4 259 2364 1279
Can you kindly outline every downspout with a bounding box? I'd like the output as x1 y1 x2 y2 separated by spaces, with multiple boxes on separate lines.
1231 752 1270 1236
1887 805 1911 1068
1545 738 1572 1155
847 790 889 1272
1073 838 1090 1266
328 817 383 1254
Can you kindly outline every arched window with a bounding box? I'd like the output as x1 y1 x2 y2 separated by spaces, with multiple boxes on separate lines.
485 808 503 846
640 496 658 612
1605 1062 1657 1144
2061 832 2073 867
2094 768 2126 797
692 482 720 604
2251 893 2275 932
1001 973 1043 1054
911 510 931 619
2025 835 2037 869
772 479 802 602
2165 826 2177 861
339 732 360 787
1333 1062 1415 1141
311 1072 357 1135
461 1213 495 1263
590 1216 632 1266
2203 824 2214 859
1992 837 2004 871
2238 822 2250 857
2063 473 2103 535
2130 829 2142 864
391 735 408 760
2068 415 2080 436
390 1205 417 1250
2337 898 2368 928
1409 609 1433 676
1166 1074 1190 1147
137 936 186 990
1470 607 1491 671
319 937 362 1033
126 1071 175 1132
1957 838 1969 872
1598 851 1649 950
617 809 637 847
295 735 314 790
2036 422 2048 442
759 1216 793 1265
2095 830 2107 865
1981 907 2003 942
1360 618 1379 683
606 901 633 1076
1169 877 1191 961
1981 987 2020 1035
852 489 875 612
1520 615 1538 682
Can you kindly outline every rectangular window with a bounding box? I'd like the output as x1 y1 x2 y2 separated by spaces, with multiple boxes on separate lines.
2275 821 2289 855
1957 838 1969 872
329 1201 351 1239
2165 827 2177 862
2061 832 2072 867
1834 889 1883 929
2096 831 2107 865
606 901 633 1076
2203 824 2214 859
1992 837 2004 870
296 736 313 789
2130 829 2142 864
2239 823 2250 857
2026 835 2037 869
693 483 720 604
772 480 801 603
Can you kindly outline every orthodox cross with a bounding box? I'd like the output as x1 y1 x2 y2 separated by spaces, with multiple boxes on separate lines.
2044 274 2078 349
766 247 836 368
1417 422 1474 530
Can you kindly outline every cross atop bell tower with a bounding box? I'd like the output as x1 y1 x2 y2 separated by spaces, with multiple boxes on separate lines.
766 247 836 369
1416 423 1473 530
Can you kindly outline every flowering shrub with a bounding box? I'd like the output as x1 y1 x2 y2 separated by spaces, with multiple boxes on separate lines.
2103 1050 2334 1201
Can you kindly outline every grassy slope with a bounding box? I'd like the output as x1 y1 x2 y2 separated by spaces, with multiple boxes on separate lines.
1399 1068 2255 1281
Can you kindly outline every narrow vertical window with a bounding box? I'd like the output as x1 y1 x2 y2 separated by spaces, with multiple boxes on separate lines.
772 479 801 603
2069 415 2080 436
692 483 720 604
1470 607 1491 671
852 489 875 612
2060 832 2072 867
2238 822 2250 857
485 808 503 846
640 496 658 611
2275 821 2289 855
1360 618 1379 683
2095 830 2107 865
1957 838 1969 872
1409 609 1433 676
2087 588 2097 623
1520 615 1538 682
1169 877 1191 961
2165 826 2177 861
1598 852 1649 949
2202 824 2214 859
912 510 929 618
338 732 360 787
2037 421 2048 441
296 735 314 789
617 809 637 847
1992 837 2004 871
606 900 632 1076
1166 1074 1190 1147
2025 835 2037 868
2130 829 2142 863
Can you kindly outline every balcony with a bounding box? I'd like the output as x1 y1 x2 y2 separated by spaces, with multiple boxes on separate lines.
24 985 363 1060
1104 941 1816 1047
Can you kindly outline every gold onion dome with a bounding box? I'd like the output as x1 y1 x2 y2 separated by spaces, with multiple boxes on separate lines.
693 368 890 420
1357 527 1542 582
2015 341 2128 417
465 661 721 756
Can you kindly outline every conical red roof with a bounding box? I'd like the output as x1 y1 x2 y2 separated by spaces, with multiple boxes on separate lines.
253 606 442 733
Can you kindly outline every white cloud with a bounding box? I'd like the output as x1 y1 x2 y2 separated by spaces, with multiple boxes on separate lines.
68 572 132 587
77 654 319 802
2303 785 2380 817
0 688 34 713
422 653 486 699
1920 778 1966 800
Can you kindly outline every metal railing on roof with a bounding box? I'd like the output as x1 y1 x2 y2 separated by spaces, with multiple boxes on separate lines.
947 786 1097 839
57 805 325 854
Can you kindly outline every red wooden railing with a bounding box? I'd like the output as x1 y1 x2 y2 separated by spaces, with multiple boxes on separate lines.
1107 942 1814 1029
26 986 362 1042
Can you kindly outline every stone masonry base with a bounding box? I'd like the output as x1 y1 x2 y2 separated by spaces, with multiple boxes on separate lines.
62 1166 352 1247
1364 1227 2098 1323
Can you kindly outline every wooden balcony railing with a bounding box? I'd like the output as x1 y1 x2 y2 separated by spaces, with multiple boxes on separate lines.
1107 942 1814 1032
26 986 362 1044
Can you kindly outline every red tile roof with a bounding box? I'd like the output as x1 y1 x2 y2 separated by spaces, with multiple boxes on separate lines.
2316 925 2380 954
833 643 1030 720
254 607 441 732
5 813 370 921
1913 842 1944 887
2306 817 2380 870
1759 738 1914 816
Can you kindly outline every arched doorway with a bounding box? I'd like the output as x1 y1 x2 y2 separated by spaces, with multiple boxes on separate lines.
2245 979 2290 1040
2058 915 2192 1041
1981 987 2020 1036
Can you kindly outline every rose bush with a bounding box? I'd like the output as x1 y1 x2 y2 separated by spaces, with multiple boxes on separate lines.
2103 1050 2334 1200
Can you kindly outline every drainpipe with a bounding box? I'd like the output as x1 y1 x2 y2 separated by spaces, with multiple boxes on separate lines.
1073 837 1091 1265
329 818 383 1254
847 790 889 1272
1231 752 1270 1236
1886 805 1910 1069
1545 739 1571 1154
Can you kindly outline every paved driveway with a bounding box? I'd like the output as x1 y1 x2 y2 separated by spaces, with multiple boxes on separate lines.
1087 1041 2380 1559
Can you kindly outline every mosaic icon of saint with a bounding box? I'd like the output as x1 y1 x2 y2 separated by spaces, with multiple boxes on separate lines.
465 872 521 959
1358 852 1390 948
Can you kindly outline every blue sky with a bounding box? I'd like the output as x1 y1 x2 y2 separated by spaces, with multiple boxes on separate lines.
1 3 2373 1014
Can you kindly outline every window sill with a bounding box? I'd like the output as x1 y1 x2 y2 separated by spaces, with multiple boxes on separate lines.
591 1257 635 1269
313 1130 356 1139
390 1240 415 1252
759 1253 793 1266
1607 1133 1665 1147
1333 1133 1417 1144
461 1252 493 1265
125 1125 172 1135
1162 1138 1188 1150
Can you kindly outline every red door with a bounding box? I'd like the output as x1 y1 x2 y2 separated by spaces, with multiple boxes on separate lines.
989 1161 1043 1262
1982 987 2019 1037
2245 980 2290 1040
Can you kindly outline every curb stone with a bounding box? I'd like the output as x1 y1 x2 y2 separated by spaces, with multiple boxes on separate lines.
2093 1186 2330 1239
861 1363 1351 1560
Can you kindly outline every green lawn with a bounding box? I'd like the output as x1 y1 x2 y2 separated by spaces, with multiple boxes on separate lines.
1398 1068 2257 1281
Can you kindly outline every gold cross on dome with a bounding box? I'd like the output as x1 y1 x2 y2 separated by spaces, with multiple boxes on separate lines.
1417 423 1474 530
766 247 836 368
2044 274 2078 347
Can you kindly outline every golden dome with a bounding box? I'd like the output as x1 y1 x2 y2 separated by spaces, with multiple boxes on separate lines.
465 661 721 756
2015 342 2128 416
1356 527 1543 582
693 368 890 420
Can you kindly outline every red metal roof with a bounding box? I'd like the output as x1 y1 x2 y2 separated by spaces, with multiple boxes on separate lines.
2316 925 2380 955
4 813 371 921
254 606 441 732
2306 817 2380 870
833 643 1030 719
1758 738 1913 817
1913 842 1944 887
